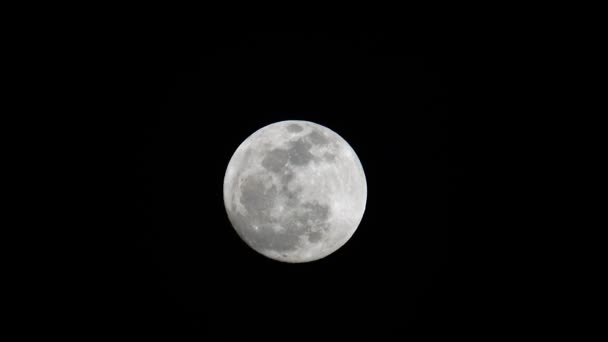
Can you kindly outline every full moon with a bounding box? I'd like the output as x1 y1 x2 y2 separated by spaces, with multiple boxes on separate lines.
223 120 367 263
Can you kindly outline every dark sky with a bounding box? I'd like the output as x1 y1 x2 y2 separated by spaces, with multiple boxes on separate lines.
101 30 457 338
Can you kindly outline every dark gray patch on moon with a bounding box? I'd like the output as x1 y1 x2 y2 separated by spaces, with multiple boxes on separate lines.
280 170 294 187
285 189 300 208
239 175 277 221
287 139 314 166
235 174 304 253
261 149 289 173
287 123 303 132
236 175 302 252
261 138 315 173
308 231 322 243
307 129 330 146
323 152 336 162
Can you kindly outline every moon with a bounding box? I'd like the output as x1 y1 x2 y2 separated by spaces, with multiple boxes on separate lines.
223 120 367 263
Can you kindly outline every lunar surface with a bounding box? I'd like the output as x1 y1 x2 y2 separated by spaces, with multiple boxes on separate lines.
223 120 367 263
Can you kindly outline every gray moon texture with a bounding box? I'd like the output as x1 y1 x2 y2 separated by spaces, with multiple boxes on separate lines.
223 120 367 263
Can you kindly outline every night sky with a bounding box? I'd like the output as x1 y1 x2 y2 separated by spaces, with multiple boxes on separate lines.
100 30 457 338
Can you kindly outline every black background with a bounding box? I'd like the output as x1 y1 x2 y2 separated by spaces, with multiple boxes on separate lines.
100 30 458 338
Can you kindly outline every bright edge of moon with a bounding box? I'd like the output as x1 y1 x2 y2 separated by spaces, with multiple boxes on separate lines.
223 120 367 263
